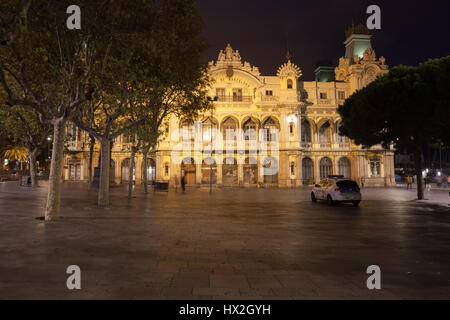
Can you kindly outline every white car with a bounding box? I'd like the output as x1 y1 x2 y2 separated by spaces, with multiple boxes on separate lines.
311 176 362 206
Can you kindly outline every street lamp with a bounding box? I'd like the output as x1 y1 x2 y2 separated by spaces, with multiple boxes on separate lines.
207 96 218 194
47 136 52 160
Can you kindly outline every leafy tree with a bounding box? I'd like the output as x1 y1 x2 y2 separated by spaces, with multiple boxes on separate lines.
0 106 52 186
0 0 32 46
338 56 450 200
0 1 125 220
73 0 209 206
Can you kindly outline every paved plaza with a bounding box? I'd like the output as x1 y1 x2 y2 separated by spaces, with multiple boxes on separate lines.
0 181 449 300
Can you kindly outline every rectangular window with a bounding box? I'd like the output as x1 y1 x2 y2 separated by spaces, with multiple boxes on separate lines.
164 163 169 176
265 90 273 96
216 88 226 100
290 163 295 176
320 92 327 100
338 91 345 100
233 88 243 102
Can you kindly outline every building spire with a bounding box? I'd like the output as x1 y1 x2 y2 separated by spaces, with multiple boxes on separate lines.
285 34 292 62
286 50 292 62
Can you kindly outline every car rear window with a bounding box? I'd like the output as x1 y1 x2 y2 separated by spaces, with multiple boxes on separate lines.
336 180 359 188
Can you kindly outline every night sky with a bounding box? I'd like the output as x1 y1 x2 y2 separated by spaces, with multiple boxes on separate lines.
197 0 450 80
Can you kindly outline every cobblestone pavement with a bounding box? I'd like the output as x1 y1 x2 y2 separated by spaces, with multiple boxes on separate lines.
0 182 449 300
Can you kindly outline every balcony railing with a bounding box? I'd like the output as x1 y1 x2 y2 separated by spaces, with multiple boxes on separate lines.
337 143 350 149
318 99 332 105
261 96 279 102
301 143 312 149
216 95 253 103
319 143 332 149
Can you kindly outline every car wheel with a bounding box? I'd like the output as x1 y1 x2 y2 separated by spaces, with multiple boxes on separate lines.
353 201 360 207
311 193 317 203
327 195 335 206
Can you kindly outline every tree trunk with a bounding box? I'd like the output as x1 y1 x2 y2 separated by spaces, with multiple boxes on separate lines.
414 145 425 200
87 135 95 190
98 138 111 207
143 150 148 194
45 119 66 221
128 148 136 199
29 147 38 188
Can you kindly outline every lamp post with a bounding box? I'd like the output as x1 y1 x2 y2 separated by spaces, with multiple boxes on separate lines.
207 96 218 194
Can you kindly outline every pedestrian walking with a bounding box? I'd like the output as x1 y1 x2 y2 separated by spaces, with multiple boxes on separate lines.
443 175 449 188
406 176 412 190
360 177 365 189
181 173 186 193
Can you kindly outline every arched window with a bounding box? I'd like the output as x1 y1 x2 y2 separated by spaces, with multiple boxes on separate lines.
243 118 257 141
222 117 238 141
320 157 333 179
338 157 351 178
319 121 331 143
302 158 314 183
202 117 218 141
263 117 279 142
143 158 156 183
121 158 136 183
301 120 312 143
181 120 194 141
287 79 293 89
201 157 217 184
223 157 238 186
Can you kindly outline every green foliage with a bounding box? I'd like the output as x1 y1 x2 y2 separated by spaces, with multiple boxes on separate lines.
338 56 450 149
0 106 52 153
0 0 115 120
73 0 210 144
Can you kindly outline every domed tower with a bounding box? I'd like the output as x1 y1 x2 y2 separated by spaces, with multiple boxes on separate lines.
335 24 389 93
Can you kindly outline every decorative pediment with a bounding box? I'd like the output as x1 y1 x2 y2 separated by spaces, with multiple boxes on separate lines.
335 48 388 84
335 57 350 82
277 60 302 79
208 44 261 78
363 48 376 62
218 43 242 64
359 48 389 70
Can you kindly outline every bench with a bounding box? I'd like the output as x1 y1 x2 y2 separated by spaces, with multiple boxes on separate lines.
154 182 169 192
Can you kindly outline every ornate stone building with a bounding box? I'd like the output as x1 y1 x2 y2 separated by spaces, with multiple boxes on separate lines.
63 26 395 188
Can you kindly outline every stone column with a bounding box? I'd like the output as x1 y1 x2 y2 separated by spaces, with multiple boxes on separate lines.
314 156 321 184
297 154 303 186
258 158 264 184
237 164 243 185
156 153 163 182
334 156 339 176
279 152 289 187
195 163 202 185
217 164 223 185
